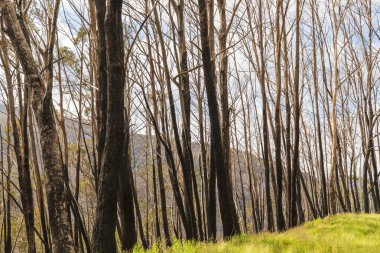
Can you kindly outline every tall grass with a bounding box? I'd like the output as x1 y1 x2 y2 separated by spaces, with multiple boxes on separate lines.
133 213 380 253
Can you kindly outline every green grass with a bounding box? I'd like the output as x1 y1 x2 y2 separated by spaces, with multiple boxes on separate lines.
133 213 380 253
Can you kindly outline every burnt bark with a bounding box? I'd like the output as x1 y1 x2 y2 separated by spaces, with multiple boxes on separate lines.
198 0 240 237
91 0 126 251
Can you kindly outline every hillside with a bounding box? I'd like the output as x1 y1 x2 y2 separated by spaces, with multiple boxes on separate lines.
135 214 380 253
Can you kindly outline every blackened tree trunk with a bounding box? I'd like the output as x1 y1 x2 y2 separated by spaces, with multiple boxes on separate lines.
197 0 240 238
258 0 274 232
290 0 301 227
173 0 203 239
118 118 137 251
329 0 341 215
216 1 232 229
151 143 161 242
91 0 126 251
274 0 286 231
206 0 217 240
94 0 108 190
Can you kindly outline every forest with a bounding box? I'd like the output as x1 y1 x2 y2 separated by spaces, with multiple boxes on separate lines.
0 0 380 252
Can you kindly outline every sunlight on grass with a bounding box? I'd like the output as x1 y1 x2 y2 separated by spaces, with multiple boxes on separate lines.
133 213 380 253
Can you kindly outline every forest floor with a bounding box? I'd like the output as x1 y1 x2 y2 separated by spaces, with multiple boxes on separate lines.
133 213 380 253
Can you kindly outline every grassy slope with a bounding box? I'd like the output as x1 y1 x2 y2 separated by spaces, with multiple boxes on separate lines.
134 213 380 253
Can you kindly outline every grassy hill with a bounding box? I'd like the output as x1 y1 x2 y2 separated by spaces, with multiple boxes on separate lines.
134 213 380 253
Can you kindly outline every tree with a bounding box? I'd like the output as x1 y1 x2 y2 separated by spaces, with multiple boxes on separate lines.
91 0 127 251
197 0 240 237
2 0 75 252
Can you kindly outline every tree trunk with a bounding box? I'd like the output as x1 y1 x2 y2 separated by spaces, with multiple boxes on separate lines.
290 0 302 227
3 1 74 252
198 0 240 237
91 0 126 251
1 32 36 253
274 0 285 231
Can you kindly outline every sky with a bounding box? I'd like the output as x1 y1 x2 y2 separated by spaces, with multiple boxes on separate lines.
2 0 378 170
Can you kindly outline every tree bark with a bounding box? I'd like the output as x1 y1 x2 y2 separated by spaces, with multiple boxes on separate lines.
0 32 36 253
91 0 126 251
2 1 75 252
198 0 240 237
274 0 285 231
